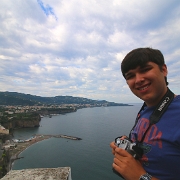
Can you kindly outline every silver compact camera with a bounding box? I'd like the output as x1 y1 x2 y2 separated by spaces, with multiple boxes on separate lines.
115 137 143 159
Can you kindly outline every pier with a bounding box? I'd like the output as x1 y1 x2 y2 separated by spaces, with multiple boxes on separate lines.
52 134 82 140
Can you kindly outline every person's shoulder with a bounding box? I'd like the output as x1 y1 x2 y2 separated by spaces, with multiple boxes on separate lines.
174 95 180 101
171 95 180 107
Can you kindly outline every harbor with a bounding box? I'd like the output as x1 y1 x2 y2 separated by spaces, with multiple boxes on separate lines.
12 134 82 143
6 134 82 171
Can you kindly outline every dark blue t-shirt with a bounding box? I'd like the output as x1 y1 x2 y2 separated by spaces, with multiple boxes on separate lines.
130 95 180 180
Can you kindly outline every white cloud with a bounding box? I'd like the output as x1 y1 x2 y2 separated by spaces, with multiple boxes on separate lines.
0 0 180 103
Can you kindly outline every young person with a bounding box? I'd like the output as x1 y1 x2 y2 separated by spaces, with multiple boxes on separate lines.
110 48 180 180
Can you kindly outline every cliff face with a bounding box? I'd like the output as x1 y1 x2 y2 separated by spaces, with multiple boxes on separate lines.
1 108 76 130
1 115 41 129
15 119 40 128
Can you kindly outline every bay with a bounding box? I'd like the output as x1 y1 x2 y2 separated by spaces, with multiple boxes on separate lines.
12 104 142 180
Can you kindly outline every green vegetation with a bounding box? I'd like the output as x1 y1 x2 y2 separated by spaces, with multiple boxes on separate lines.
0 92 131 106
0 151 9 178
0 111 39 123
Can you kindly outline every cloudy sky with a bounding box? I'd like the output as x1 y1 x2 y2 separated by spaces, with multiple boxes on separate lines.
0 0 180 103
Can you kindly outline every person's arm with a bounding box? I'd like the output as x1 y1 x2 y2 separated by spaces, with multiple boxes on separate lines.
110 142 159 180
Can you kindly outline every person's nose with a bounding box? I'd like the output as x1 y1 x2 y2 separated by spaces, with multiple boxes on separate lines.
135 73 145 84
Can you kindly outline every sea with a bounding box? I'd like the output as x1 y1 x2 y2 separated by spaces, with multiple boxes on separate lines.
12 104 142 180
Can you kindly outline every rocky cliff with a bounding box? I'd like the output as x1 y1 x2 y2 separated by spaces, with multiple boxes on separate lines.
1 108 76 130
1 114 41 130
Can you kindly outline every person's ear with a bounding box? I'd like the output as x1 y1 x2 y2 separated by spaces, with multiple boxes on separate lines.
162 64 168 77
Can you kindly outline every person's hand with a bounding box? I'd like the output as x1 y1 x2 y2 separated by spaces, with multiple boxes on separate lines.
110 140 159 180
110 135 127 155
112 147 146 180
110 141 116 155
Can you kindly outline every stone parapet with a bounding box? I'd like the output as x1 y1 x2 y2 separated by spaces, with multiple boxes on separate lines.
1 167 72 180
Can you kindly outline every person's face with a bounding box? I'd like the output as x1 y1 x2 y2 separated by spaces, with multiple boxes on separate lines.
124 62 168 107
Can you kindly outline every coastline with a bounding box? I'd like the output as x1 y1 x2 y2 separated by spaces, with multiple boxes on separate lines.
9 135 52 171
8 134 82 171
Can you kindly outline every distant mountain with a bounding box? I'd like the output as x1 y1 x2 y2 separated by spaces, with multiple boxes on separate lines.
0 91 131 106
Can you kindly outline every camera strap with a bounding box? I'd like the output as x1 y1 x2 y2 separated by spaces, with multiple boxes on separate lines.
130 88 174 143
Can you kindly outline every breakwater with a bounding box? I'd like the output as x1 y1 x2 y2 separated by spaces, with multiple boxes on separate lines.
52 134 82 140
37 134 82 140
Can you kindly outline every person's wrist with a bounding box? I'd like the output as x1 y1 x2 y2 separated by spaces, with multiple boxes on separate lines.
139 173 152 180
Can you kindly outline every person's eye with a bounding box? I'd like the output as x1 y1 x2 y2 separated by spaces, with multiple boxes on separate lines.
125 74 134 80
141 67 152 73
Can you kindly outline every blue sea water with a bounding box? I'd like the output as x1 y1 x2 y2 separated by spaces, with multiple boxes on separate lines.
12 104 142 180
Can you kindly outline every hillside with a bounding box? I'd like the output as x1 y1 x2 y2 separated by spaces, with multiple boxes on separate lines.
0 92 131 106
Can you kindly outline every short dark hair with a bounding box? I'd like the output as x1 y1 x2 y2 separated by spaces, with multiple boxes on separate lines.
121 47 168 85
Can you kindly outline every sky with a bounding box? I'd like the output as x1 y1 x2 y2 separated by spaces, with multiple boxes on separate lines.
0 0 180 104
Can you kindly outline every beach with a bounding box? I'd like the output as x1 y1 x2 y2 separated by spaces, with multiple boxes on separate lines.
8 134 82 171
9 135 52 171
